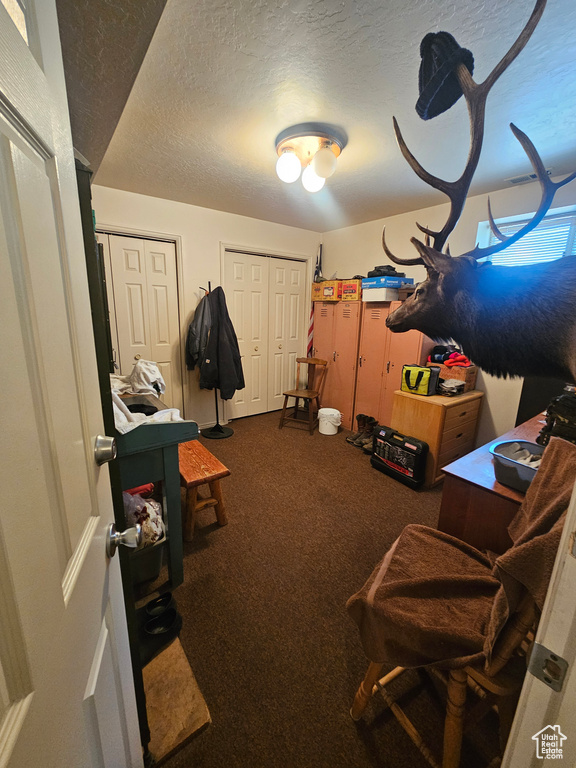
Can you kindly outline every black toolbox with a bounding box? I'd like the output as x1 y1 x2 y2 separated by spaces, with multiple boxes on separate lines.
370 426 428 489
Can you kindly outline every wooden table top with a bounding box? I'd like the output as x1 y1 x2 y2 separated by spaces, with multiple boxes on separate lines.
393 389 484 407
178 440 231 487
442 412 547 503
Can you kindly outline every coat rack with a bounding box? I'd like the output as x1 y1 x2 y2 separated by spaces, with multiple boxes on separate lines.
200 281 233 439
203 388 233 439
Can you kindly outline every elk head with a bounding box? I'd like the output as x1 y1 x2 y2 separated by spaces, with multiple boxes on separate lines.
385 0 576 360
384 237 478 338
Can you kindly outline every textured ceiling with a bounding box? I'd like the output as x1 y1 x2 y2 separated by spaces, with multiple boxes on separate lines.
68 0 576 232
56 0 167 171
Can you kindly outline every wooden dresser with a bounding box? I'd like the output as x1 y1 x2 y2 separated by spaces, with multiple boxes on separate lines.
437 413 544 553
390 389 484 488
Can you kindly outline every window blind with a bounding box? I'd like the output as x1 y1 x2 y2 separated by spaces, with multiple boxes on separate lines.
487 211 576 267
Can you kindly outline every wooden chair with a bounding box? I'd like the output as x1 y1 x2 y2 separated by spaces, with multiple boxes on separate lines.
350 594 537 768
178 440 230 541
278 357 327 434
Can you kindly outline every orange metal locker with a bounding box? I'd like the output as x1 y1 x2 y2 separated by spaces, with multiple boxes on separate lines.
329 302 361 429
354 301 433 428
379 316 433 426
311 302 335 363
313 300 431 432
311 302 361 429
354 303 392 422
310 302 335 416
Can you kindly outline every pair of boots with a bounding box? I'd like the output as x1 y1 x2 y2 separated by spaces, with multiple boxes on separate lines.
347 414 378 451
138 591 182 667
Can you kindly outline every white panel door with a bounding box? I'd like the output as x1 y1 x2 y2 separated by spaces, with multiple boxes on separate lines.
105 234 183 412
223 252 269 418
145 239 181 409
267 258 307 410
108 235 149 371
0 2 141 767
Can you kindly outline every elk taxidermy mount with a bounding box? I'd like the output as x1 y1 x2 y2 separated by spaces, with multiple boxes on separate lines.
384 0 576 382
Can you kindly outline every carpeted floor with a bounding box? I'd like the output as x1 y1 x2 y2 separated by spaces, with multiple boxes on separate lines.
163 411 498 768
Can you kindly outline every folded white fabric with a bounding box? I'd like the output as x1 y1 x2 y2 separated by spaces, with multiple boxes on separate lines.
147 408 183 425
112 391 147 434
110 373 132 393
110 360 166 396
111 391 183 434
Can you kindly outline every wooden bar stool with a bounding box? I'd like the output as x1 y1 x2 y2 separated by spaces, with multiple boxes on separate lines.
178 440 230 541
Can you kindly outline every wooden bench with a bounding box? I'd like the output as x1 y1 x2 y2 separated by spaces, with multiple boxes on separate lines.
178 440 230 541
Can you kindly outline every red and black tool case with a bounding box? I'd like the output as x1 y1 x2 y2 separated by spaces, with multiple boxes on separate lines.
370 426 429 489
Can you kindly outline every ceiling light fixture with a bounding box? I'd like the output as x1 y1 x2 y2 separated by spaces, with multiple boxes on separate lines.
274 123 347 193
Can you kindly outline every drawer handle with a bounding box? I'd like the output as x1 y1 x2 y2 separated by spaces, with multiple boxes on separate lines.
456 432 463 439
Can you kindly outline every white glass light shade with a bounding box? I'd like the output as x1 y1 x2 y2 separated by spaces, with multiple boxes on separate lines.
302 165 325 193
276 151 301 183
312 146 337 178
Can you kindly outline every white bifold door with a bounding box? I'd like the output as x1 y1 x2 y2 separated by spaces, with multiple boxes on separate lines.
223 251 308 418
98 233 184 413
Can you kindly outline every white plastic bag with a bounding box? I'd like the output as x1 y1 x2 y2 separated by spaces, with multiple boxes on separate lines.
122 492 165 547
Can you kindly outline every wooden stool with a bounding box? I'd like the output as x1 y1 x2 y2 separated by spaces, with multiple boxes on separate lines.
178 440 230 541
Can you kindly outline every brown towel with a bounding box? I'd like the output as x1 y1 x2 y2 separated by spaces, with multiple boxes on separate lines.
346 525 499 668
347 437 576 670
484 436 576 662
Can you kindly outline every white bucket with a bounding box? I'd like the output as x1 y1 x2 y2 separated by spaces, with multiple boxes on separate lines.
318 407 342 435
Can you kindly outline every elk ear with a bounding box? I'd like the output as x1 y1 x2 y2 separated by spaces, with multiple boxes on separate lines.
410 237 453 273
462 254 482 269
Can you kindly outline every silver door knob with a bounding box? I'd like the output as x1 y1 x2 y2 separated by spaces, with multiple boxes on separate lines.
278 344 282 349
254 346 259 351
134 354 141 360
106 523 142 558
94 435 117 465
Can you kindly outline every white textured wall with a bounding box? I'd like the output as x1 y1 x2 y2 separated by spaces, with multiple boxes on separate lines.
91 186 321 427
322 180 576 445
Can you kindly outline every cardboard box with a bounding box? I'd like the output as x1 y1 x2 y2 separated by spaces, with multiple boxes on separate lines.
311 280 341 301
340 279 362 301
362 276 414 288
427 362 478 392
362 287 399 302
398 285 416 301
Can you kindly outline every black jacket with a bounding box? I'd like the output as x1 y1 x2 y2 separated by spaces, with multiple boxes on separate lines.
185 293 211 370
186 287 245 400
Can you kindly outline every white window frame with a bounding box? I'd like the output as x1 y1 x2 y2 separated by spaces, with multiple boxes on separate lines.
476 204 576 267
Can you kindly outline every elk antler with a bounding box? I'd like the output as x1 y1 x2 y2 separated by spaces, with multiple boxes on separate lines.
382 224 436 266
464 124 576 261
385 0 548 266
383 226 424 266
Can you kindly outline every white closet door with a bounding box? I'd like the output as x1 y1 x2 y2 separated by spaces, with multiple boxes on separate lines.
108 235 150 371
144 239 181 411
107 235 182 412
223 252 269 418
267 258 307 410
